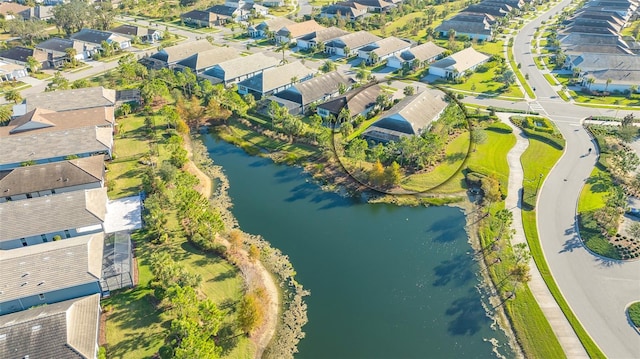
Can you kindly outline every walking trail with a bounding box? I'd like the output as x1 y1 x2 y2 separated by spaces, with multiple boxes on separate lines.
498 113 589 358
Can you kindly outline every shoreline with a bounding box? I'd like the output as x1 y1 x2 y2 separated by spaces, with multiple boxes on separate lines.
198 128 524 358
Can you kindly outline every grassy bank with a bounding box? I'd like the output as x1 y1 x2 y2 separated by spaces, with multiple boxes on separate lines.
103 113 254 358
520 134 607 359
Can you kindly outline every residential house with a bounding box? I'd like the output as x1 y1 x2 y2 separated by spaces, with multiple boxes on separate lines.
237 61 315 99
203 52 280 86
70 28 131 58
296 27 350 50
35 38 83 68
0 294 101 359
324 30 381 57
26 5 55 20
491 0 524 9
180 9 227 28
0 60 27 82
272 71 354 114
428 47 490 79
14 86 116 116
0 155 105 203
0 234 103 315
465 2 513 17
436 12 496 41
8 106 114 131
387 41 446 69
146 39 216 69
566 52 640 93
353 0 395 12
263 0 286 6
559 32 634 55
0 2 30 20
0 46 47 68
320 1 368 20
175 47 240 74
207 0 267 22
0 188 107 248
248 17 295 38
275 20 326 44
358 36 411 65
110 24 162 43
317 83 383 119
362 90 448 143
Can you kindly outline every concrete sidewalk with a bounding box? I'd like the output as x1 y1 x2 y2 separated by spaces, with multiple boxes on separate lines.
498 113 589 358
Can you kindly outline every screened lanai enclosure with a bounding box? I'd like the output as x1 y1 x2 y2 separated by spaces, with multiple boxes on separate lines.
101 231 134 294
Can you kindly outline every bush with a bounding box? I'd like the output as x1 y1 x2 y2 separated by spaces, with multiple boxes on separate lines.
486 122 513 134
53 235 62 241
627 303 640 328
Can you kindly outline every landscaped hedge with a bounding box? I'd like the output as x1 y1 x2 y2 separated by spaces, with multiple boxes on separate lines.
488 106 539 115
577 211 622 259
486 122 513 134
511 116 565 150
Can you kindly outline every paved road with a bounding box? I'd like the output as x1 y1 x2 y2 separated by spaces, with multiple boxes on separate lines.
509 1 640 357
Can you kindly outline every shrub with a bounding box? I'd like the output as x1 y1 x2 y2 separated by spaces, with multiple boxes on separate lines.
52 235 62 241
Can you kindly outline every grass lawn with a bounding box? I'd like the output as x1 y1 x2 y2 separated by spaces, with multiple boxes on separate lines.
442 65 524 98
474 40 504 57
577 166 610 213
413 124 516 193
629 302 640 328
30 72 52 80
507 46 535 98
520 137 607 359
104 111 255 358
569 91 640 107
543 73 558 85
401 131 471 192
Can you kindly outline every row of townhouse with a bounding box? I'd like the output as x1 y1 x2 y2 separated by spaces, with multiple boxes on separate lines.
180 0 269 27
559 0 640 92
0 26 161 79
317 0 403 21
0 87 138 358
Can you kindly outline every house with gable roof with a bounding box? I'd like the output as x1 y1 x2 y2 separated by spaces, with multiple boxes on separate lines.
317 83 383 120
271 71 354 114
202 52 280 86
297 27 350 50
237 61 315 99
146 39 216 69
70 29 131 58
362 90 448 143
35 38 84 68
387 41 446 69
324 30 381 57
13 87 116 117
110 24 162 43
320 1 368 20
0 155 105 203
428 47 490 79
275 20 326 44
180 9 228 27
248 17 295 38
0 294 101 359
0 188 107 248
436 12 496 41
174 47 240 74
0 46 47 68
358 36 411 65
0 234 104 314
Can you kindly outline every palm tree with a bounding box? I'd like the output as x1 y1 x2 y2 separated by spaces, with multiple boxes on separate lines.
605 78 612 92
4 89 22 104
26 56 40 74
65 47 78 67
586 76 595 90
277 43 288 64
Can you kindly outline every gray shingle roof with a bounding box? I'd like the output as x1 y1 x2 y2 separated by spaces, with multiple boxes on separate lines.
209 52 279 81
430 47 490 73
181 9 219 23
0 155 104 197
255 17 295 32
571 52 640 84
35 37 76 55
317 83 382 116
21 87 116 113
151 39 216 64
402 41 446 62
0 46 36 63
70 28 113 45
369 36 411 57
364 90 448 140
0 126 112 168
327 31 381 49
207 5 237 17
110 24 148 37
0 188 107 241
237 61 314 93
176 47 239 71
298 27 349 43
0 233 104 302
276 71 353 106
0 294 100 359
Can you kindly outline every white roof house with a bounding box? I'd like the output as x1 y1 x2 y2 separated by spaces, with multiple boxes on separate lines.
428 47 490 79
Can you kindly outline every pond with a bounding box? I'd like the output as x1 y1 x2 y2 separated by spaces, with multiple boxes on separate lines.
202 135 513 359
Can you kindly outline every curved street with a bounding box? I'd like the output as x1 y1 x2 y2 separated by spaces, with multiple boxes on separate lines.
508 1 640 357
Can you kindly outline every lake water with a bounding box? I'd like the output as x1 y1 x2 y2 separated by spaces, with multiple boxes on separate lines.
202 135 513 359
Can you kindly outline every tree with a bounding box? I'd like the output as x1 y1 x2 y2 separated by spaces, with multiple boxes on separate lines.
345 138 367 166
629 222 640 239
26 56 40 74
4 89 22 104
6 18 47 45
355 68 367 83
65 47 78 67
481 175 501 207
471 129 487 146
629 85 638 98
46 71 70 92
249 244 260 262
52 0 95 36
610 150 640 178
320 60 336 73
586 77 595 90
237 293 263 334
500 70 516 86
0 105 11 126
403 86 415 96
605 78 612 92
383 161 402 186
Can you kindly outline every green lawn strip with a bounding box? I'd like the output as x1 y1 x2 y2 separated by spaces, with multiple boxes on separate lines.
569 91 640 107
557 91 569 102
533 56 545 70
441 63 524 98
507 45 535 98
577 166 609 213
505 283 565 358
543 73 558 85
400 131 470 192
628 302 640 328
521 138 607 359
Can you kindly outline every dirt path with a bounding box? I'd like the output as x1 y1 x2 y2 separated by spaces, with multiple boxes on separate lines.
183 135 279 358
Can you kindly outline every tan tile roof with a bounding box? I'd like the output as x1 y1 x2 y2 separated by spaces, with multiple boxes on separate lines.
0 2 29 16
278 20 326 39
